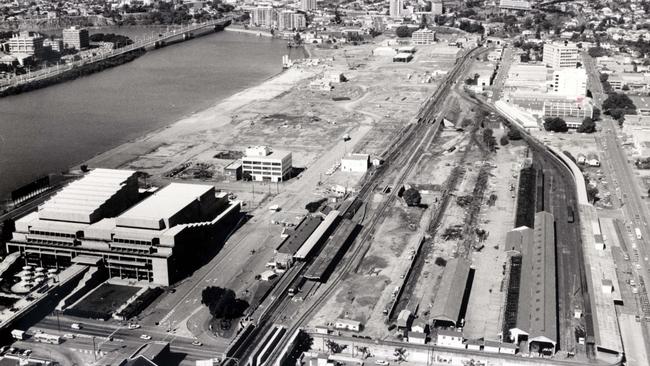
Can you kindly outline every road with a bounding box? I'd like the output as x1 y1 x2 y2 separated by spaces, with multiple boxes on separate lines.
583 51 650 356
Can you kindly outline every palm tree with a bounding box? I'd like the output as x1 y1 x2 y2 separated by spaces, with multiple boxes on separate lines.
394 347 407 363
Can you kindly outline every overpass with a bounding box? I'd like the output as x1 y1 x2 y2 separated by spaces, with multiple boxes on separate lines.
0 18 231 91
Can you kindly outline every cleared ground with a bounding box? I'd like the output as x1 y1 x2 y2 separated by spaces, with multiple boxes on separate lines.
72 283 140 318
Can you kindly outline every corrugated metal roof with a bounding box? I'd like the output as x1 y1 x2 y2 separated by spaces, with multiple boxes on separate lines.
431 258 471 326
294 211 340 260
515 211 557 344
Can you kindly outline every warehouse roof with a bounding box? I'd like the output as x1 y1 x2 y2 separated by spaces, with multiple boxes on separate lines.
514 211 557 347
505 226 532 253
38 169 136 223
294 210 340 260
430 258 471 326
276 215 323 255
116 183 212 229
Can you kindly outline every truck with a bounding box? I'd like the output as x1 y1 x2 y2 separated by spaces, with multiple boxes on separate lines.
10 330 24 340
34 333 61 345
636 227 642 240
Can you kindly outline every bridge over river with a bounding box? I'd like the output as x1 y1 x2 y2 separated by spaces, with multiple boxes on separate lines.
0 18 231 91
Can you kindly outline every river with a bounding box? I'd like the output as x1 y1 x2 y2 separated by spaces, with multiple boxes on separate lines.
0 29 301 199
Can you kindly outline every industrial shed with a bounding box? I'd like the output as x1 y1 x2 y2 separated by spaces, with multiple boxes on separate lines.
303 219 358 282
293 210 340 260
276 215 322 256
509 211 557 354
430 258 472 327
505 226 533 253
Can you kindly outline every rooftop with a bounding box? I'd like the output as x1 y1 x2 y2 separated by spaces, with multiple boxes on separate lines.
38 169 136 223
430 258 471 326
515 211 557 344
116 183 213 230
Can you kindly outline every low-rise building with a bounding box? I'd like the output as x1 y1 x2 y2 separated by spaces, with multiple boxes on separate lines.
242 146 292 182
436 329 464 348
334 319 361 332
224 161 242 181
407 331 426 344
341 153 369 173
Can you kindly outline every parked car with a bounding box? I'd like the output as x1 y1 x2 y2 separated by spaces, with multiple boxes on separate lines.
140 335 152 340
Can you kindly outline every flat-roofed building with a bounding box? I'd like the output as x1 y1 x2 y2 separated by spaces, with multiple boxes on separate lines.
301 0 317 11
552 68 587 97
499 0 531 11
341 153 369 173
543 42 580 69
62 26 89 50
250 6 275 28
242 146 292 182
509 211 557 354
7 170 241 286
8 31 45 57
411 29 435 45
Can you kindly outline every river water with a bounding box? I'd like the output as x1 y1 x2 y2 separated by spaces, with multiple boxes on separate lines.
0 30 298 199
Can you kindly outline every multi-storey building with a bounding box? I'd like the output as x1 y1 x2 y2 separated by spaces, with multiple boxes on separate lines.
301 0 317 11
431 0 443 15
411 29 435 45
62 26 89 50
242 146 292 182
8 31 44 57
389 0 402 17
278 11 307 31
6 169 241 286
552 68 587 97
250 6 275 28
542 42 580 69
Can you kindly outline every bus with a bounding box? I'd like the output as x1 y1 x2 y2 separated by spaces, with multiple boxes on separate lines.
34 333 61 345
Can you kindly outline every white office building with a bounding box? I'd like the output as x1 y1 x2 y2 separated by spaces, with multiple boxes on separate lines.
411 29 435 45
552 68 587 97
301 0 317 11
250 6 275 28
6 169 241 286
389 0 402 17
242 146 293 182
542 42 580 69
431 0 443 15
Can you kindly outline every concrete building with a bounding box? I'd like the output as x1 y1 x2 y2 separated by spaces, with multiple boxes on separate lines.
436 329 464 348
62 26 89 50
242 146 292 182
407 331 426 344
543 42 580 69
224 161 242 181
499 0 532 11
250 6 275 28
301 0 317 11
552 68 587 97
6 169 241 286
278 11 306 31
334 319 361 332
8 31 44 57
431 0 443 15
341 153 369 173
389 0 402 17
411 29 435 45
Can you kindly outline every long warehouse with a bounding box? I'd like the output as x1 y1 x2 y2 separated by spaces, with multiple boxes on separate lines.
430 258 472 328
303 219 359 282
293 210 340 261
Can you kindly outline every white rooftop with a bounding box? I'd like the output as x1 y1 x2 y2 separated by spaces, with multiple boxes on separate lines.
116 183 213 229
38 169 136 223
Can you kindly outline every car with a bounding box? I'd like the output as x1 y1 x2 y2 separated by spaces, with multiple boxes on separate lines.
192 341 203 346
140 335 152 340
376 361 390 365
63 333 75 339
71 323 82 330
128 324 141 329
22 350 31 356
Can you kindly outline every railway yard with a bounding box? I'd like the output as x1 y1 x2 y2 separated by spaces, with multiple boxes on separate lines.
3 29 640 366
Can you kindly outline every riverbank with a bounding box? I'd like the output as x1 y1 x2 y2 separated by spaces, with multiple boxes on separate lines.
225 26 273 38
80 65 317 172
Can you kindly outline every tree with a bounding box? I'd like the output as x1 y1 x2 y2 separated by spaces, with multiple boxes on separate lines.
588 46 607 58
394 348 407 363
482 128 497 150
395 26 412 38
201 286 248 319
507 128 523 140
577 117 596 133
500 135 509 145
403 188 422 207
622 84 630 91
543 117 568 132
603 92 637 114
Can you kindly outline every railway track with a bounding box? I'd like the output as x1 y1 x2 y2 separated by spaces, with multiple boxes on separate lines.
257 45 486 365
